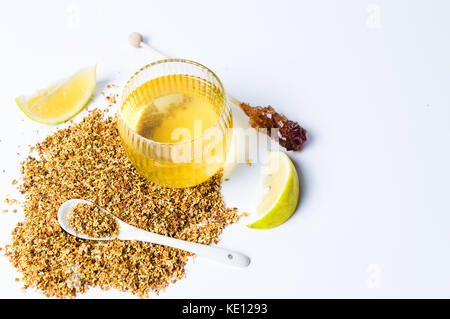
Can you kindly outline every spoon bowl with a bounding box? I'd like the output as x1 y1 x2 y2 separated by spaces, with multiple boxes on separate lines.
58 198 135 241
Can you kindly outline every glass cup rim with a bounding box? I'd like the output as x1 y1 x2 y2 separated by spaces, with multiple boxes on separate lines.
117 58 228 146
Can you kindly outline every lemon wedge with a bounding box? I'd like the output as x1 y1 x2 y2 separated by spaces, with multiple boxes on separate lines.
15 65 97 124
247 151 300 229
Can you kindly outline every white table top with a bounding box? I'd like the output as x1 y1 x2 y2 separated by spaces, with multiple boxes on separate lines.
1 0 450 298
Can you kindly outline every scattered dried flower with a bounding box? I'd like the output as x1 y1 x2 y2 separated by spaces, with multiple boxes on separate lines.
4 108 240 298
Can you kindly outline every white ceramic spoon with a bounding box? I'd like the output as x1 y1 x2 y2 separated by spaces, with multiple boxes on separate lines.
58 199 250 267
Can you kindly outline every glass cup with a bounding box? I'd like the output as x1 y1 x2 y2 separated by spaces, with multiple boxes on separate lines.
117 59 232 188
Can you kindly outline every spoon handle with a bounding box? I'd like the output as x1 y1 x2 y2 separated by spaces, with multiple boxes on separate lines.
120 227 250 267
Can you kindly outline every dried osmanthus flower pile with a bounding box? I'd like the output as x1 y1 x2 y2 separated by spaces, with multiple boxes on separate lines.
4 109 242 298
68 203 119 238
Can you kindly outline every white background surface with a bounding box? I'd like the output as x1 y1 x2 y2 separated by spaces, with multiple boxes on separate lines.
1 0 450 298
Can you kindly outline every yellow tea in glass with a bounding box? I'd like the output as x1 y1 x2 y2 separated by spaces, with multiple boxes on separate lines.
117 59 232 188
